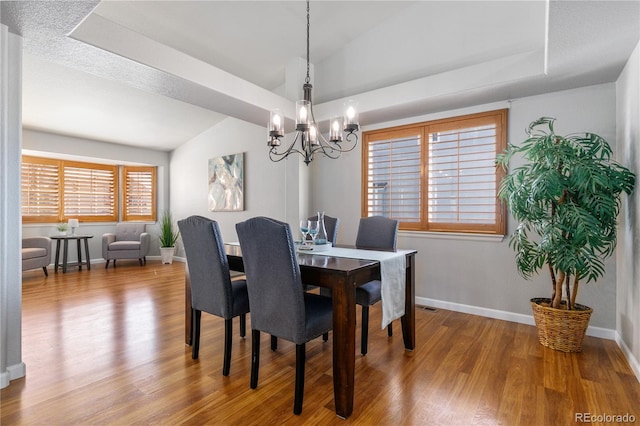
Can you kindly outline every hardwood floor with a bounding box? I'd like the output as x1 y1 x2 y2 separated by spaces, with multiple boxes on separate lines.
3 261 639 425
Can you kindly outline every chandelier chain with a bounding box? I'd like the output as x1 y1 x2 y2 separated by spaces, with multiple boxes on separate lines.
305 0 310 84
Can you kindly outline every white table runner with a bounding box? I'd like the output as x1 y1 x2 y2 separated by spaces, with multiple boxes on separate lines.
303 246 410 329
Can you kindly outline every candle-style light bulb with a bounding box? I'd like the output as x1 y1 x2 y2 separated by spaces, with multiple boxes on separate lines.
343 100 359 133
296 100 311 130
309 125 318 145
269 109 284 138
329 115 343 142
346 106 355 121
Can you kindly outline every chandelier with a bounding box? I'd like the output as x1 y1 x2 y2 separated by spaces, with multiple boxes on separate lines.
267 0 359 165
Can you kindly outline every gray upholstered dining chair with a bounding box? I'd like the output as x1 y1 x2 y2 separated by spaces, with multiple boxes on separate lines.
355 216 399 356
307 213 339 245
236 216 333 415
304 213 339 299
178 215 249 376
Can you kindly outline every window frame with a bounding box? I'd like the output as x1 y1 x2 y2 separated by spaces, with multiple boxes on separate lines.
21 156 157 224
361 109 507 235
122 166 157 222
21 156 62 223
61 160 119 223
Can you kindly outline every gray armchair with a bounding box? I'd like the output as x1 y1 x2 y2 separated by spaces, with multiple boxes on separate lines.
102 223 150 268
236 216 333 415
22 236 51 276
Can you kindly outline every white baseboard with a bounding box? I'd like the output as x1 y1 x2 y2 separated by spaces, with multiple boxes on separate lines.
145 256 186 263
416 297 616 340
79 257 187 265
615 332 640 383
8 362 26 380
1 362 26 389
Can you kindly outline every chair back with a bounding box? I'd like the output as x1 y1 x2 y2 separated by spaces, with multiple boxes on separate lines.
308 214 339 244
355 216 399 251
115 223 146 241
178 216 234 318
236 217 307 344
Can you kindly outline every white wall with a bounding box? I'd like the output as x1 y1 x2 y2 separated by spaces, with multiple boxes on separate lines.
616 40 640 378
21 129 171 259
313 83 619 331
170 116 306 256
1 24 26 389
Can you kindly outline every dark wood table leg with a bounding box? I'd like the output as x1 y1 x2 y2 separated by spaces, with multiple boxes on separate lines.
54 239 61 272
62 240 69 273
331 276 356 419
76 238 82 270
401 253 416 350
84 237 91 270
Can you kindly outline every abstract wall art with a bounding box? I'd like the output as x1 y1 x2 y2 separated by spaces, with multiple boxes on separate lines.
208 152 244 211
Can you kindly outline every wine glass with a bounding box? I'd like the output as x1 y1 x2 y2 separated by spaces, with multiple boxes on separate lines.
307 220 319 245
299 220 309 246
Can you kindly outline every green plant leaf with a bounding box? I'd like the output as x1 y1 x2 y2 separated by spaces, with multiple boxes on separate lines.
159 211 180 247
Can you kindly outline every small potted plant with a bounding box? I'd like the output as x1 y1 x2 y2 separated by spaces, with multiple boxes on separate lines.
159 211 180 264
497 117 635 352
56 223 68 235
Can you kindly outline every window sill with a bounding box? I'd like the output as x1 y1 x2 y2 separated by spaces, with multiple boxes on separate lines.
399 230 505 243
22 221 157 227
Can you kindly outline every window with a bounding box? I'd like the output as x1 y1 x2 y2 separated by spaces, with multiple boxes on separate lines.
122 166 156 221
21 156 156 224
362 109 507 235
22 156 118 223
62 161 118 221
21 156 60 222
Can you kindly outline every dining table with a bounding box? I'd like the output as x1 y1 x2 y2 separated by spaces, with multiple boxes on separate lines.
184 243 417 419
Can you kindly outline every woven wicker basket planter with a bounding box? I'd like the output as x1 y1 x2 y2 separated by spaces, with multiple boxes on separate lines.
530 297 593 352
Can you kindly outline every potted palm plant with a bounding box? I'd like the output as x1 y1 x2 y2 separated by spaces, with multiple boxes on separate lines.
159 211 180 264
497 117 635 352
